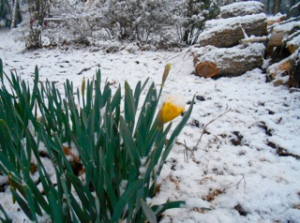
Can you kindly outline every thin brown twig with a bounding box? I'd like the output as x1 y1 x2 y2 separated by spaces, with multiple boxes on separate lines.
184 140 189 163
167 48 192 62
236 175 246 189
193 108 231 153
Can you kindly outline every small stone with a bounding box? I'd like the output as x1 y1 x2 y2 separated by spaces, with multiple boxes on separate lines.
196 95 206 101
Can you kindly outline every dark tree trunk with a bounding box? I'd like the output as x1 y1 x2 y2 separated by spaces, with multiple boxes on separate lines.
272 0 282 14
182 0 194 44
16 2 22 24
266 0 271 14
290 0 296 7
1 0 12 27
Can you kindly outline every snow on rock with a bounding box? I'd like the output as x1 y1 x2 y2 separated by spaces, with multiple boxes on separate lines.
267 48 300 87
219 1 265 19
286 33 300 53
271 20 300 33
203 13 267 33
198 13 267 47
268 20 300 48
192 43 265 65
192 43 265 77
267 13 287 26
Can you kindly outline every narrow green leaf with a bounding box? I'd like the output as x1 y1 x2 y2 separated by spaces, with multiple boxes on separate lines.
65 172 90 209
8 174 25 198
48 191 63 223
141 78 149 92
144 124 171 190
86 79 94 113
24 177 49 215
68 194 88 223
110 86 121 112
119 116 141 167
0 204 12 223
103 170 117 209
152 201 185 217
133 78 149 111
102 81 111 106
60 176 81 223
11 189 34 221
0 120 14 151
36 161 53 200
124 81 136 131
95 197 101 223
133 81 142 109
0 59 3 81
0 153 17 175
134 82 157 134
111 180 143 222
23 185 39 221
140 199 157 223
34 65 39 88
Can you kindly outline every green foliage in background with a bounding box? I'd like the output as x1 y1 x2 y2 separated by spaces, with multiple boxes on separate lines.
0 59 194 222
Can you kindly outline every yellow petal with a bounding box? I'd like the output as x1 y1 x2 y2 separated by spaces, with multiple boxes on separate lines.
160 101 185 123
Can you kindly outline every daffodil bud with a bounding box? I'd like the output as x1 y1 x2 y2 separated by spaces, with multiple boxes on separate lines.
159 94 185 124
81 76 86 96
161 63 171 87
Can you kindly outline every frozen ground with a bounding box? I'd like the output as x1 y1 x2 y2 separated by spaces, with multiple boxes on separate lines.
0 30 300 223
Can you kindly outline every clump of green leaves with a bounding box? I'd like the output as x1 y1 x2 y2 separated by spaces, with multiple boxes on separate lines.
0 59 194 222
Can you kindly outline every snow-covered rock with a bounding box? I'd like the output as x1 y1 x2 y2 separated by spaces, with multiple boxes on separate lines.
198 13 267 47
219 1 265 19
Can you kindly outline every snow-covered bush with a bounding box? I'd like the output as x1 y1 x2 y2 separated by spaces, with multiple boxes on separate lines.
100 0 174 42
173 0 220 45
97 0 220 45
20 0 51 49
10 0 222 47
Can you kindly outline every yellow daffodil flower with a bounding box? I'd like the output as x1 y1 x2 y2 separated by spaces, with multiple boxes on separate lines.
160 95 185 124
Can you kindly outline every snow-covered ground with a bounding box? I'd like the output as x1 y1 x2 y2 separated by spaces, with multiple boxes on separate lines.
0 30 300 223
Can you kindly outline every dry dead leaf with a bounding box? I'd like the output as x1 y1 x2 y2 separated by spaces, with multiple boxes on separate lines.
169 175 180 190
203 189 225 202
